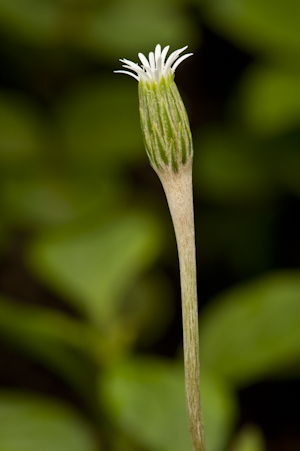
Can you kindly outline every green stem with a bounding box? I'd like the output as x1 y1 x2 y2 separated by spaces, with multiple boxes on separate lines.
159 163 206 451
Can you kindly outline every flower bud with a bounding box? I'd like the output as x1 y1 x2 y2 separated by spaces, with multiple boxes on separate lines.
138 73 193 174
115 44 194 174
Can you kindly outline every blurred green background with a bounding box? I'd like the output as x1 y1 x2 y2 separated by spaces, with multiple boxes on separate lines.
0 0 300 450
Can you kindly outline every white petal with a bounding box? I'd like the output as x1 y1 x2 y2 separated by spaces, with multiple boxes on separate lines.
144 66 155 79
116 45 192 83
139 71 152 83
154 68 160 83
161 45 170 67
155 44 161 63
122 65 151 82
156 55 163 74
149 51 155 70
114 70 139 81
164 46 188 74
171 53 193 72
120 58 140 70
138 52 150 68
121 64 138 71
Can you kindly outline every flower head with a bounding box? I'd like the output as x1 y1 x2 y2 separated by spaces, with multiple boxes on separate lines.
115 45 194 175
114 44 193 84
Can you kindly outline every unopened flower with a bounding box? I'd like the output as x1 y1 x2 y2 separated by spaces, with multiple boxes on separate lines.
115 46 207 451
115 44 194 174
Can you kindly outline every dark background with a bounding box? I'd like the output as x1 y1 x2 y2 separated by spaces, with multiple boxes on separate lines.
0 1 300 450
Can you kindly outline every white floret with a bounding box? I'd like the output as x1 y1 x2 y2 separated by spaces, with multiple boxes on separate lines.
114 44 193 83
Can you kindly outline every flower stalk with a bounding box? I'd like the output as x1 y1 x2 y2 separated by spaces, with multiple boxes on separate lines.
115 44 206 451
159 165 206 451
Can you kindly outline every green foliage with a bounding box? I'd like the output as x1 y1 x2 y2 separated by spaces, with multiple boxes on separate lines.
200 271 300 386
101 358 237 451
229 425 266 451
202 0 300 63
0 296 98 398
81 0 197 61
0 391 99 451
0 0 197 57
0 0 61 45
101 358 191 451
57 78 143 169
193 126 273 204
29 211 162 329
238 65 300 136
200 371 237 451
0 91 43 168
0 0 300 450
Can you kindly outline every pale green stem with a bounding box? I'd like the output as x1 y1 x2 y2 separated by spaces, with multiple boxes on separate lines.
159 163 207 451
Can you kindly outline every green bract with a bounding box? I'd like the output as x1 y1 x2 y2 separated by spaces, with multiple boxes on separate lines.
138 74 193 173
115 44 194 174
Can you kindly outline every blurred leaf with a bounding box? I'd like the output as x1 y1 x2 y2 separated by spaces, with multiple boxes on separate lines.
82 0 197 61
0 91 43 170
57 78 143 170
2 173 129 228
0 296 92 351
0 296 98 400
101 358 190 451
239 65 300 136
202 0 300 63
200 271 300 386
101 357 237 451
123 272 174 347
193 126 273 204
230 425 266 451
2 175 78 228
0 0 197 59
0 0 61 45
201 371 238 451
28 211 162 330
0 391 99 451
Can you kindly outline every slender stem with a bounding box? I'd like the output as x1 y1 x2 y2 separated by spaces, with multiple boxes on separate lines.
159 163 206 451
